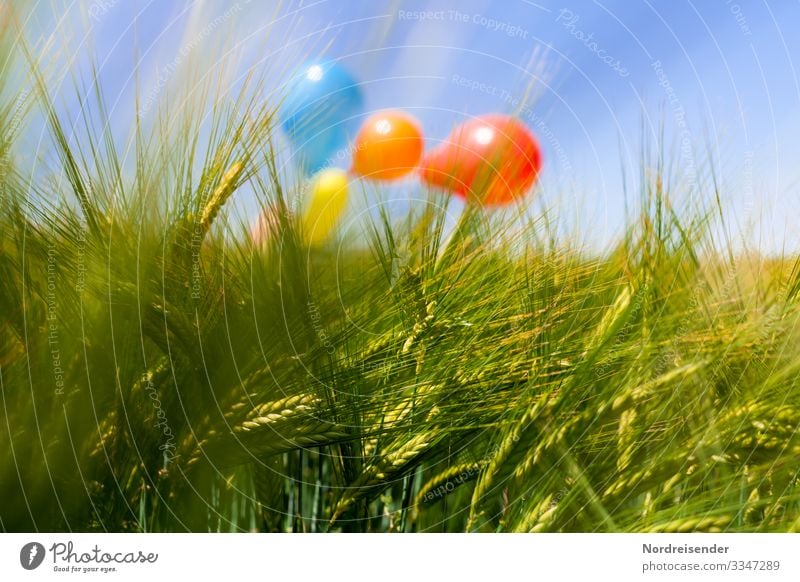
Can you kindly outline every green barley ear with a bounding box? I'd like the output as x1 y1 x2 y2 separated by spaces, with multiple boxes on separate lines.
414 461 485 508
199 161 245 234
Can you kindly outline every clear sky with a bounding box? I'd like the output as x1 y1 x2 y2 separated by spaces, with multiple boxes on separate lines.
23 0 800 252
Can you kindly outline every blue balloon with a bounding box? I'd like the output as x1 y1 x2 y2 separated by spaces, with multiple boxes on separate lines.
279 61 364 174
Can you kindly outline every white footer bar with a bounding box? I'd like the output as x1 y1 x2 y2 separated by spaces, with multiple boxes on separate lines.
1 533 797 581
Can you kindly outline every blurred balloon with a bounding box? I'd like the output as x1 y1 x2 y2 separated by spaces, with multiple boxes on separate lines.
279 61 364 174
251 203 290 246
420 114 542 205
250 209 275 246
352 110 424 180
303 168 349 245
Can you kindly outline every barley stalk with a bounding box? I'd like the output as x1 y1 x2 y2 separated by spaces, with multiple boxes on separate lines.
414 461 485 507
467 399 549 529
234 394 321 432
331 432 436 524
601 457 688 502
199 161 244 233
511 494 556 533
643 515 732 533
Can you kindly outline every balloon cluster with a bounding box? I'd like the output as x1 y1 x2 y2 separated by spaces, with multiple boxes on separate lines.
276 61 542 244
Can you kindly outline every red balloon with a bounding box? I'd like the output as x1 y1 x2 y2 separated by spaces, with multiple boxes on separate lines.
420 114 542 205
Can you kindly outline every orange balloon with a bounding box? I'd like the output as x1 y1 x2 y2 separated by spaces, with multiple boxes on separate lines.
352 110 424 180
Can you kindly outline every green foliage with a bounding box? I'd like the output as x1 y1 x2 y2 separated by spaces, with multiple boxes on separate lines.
1 18 799 533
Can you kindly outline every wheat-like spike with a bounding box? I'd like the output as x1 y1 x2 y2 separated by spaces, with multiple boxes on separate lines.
510 494 556 533
510 361 710 482
414 462 485 507
510 401 595 484
512 363 705 484
234 411 346 446
467 399 550 529
236 408 318 432
401 306 435 355
604 360 708 417
499 361 714 528
469 418 529 513
714 402 799 429
89 410 117 459
199 161 244 232
252 394 320 416
510 433 553 483
601 457 688 501
743 478 764 525
246 429 350 455
710 403 800 459
129 356 171 399
616 408 637 473
192 392 347 467
331 432 435 523
643 515 731 533
581 285 632 359
194 423 349 467
528 499 560 533
366 381 439 430
234 394 322 432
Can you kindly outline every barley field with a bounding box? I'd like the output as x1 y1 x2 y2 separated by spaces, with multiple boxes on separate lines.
1 3 799 534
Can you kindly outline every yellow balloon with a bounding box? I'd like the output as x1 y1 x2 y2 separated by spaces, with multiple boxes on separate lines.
303 168 349 245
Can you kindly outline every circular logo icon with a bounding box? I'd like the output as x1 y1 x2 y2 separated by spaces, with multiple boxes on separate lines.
20 542 45 570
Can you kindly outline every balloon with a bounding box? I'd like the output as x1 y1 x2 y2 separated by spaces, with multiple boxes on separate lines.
303 168 349 245
279 62 364 175
352 110 424 180
251 204 285 246
420 114 542 205
251 209 274 246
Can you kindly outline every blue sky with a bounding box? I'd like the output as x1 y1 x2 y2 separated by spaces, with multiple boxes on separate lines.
26 0 800 251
